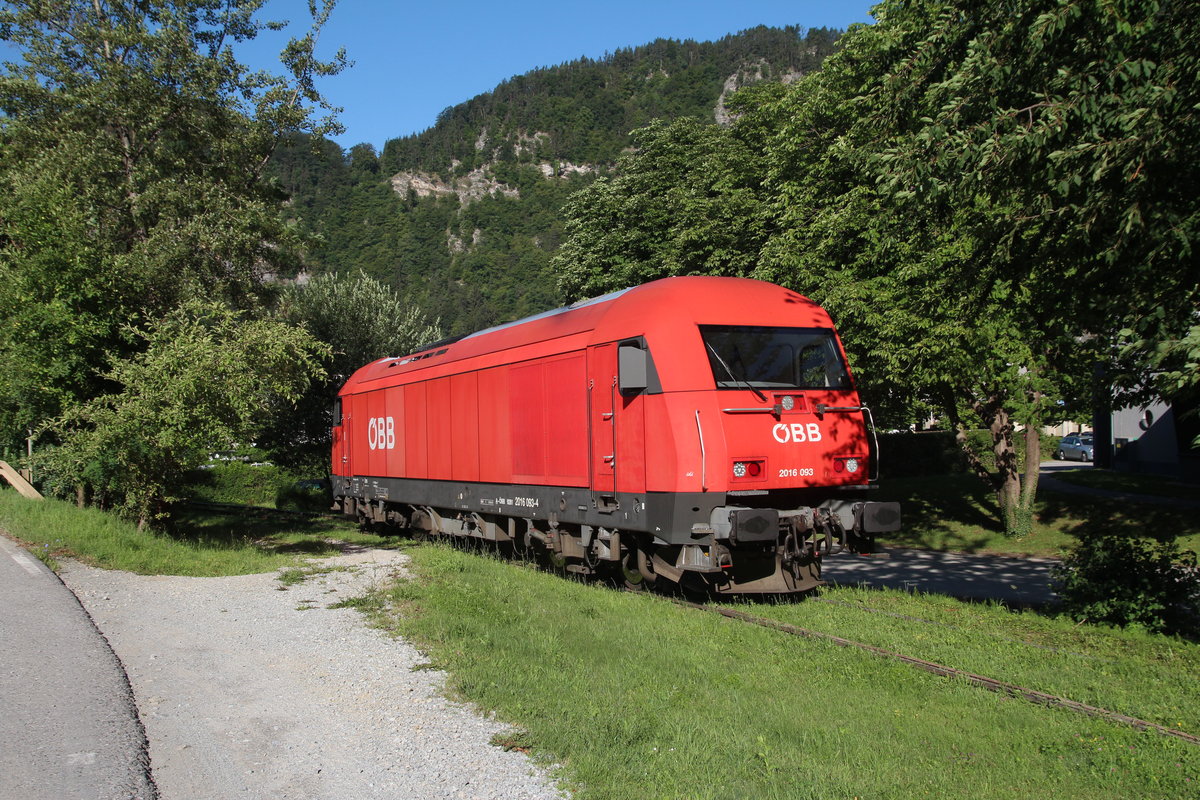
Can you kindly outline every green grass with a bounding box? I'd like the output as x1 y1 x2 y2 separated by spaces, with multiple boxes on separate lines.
1050 468 1200 501
750 588 1200 733
369 543 1200 800
0 489 396 576
872 474 1200 557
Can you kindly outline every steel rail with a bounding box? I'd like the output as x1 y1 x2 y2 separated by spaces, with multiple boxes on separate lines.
808 597 1117 664
679 600 1200 747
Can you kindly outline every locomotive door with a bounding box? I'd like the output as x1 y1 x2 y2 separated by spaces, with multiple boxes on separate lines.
331 397 347 476
587 343 618 499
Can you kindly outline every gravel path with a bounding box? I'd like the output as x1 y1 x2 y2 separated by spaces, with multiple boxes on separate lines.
58 548 564 800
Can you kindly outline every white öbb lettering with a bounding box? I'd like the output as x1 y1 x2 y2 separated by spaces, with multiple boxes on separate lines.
367 416 395 450
772 422 822 444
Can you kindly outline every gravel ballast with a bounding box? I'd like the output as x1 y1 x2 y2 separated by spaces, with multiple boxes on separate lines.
59 548 564 800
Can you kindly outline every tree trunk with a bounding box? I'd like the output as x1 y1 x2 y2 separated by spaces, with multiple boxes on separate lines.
954 392 1038 538
1021 424 1041 510
989 406 1023 534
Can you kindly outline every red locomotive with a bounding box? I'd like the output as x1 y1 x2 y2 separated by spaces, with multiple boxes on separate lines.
331 276 899 593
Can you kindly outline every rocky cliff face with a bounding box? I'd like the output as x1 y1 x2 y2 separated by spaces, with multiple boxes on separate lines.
389 167 519 203
391 56 795 208
714 62 805 126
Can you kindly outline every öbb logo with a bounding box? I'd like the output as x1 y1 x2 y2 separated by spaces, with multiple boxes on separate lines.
368 416 395 450
772 422 822 444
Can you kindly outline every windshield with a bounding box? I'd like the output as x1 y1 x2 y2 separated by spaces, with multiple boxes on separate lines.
699 325 851 390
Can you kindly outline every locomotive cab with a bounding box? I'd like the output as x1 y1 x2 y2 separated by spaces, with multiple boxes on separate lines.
602 302 899 593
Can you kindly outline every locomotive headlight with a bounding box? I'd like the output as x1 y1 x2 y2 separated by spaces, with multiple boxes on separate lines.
732 460 764 480
780 395 795 411
844 458 860 474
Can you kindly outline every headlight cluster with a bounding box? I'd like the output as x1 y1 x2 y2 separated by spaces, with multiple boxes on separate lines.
833 457 861 474
732 460 763 479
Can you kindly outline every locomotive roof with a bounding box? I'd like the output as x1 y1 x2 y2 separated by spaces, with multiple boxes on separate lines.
341 276 833 391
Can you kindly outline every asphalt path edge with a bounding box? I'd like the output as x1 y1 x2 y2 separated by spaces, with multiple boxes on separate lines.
52 561 160 800
0 534 158 800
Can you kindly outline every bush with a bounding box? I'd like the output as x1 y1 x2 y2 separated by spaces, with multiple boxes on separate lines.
1053 534 1199 636
186 462 298 507
877 431 968 478
878 429 1062 479
274 479 331 512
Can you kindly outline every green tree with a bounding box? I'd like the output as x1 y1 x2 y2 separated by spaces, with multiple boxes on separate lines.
43 301 328 528
823 0 1199 532
261 271 442 473
0 0 347 454
553 0 1198 536
555 114 771 300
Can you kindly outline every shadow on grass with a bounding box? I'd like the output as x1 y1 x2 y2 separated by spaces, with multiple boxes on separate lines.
167 508 357 554
872 474 1005 553
1036 489 1200 549
873 474 1200 556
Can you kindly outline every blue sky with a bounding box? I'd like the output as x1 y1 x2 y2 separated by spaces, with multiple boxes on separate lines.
241 0 877 151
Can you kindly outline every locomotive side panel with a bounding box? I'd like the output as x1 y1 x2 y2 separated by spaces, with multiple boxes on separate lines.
427 378 453 480
614 391 647 494
451 372 481 483
587 344 617 493
404 382 428 478
510 353 590 487
366 390 388 479
510 361 547 482
478 367 512 485
385 385 406 477
544 353 589 485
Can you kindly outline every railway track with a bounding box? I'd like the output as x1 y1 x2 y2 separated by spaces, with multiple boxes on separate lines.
678 599 1200 747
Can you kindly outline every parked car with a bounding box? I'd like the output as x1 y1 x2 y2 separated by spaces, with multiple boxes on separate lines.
1055 433 1094 462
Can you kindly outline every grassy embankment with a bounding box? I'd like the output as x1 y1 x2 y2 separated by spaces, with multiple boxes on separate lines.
363 543 1200 800
0 488 392 576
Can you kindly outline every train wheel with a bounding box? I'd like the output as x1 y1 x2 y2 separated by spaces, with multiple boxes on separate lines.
678 573 711 602
621 547 655 591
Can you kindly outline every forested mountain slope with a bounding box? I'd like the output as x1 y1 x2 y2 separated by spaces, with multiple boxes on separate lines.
271 25 841 334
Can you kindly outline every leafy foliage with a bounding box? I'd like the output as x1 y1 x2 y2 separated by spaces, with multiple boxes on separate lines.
260 271 442 472
0 0 346 453
555 114 772 298
42 301 327 527
1053 534 1199 636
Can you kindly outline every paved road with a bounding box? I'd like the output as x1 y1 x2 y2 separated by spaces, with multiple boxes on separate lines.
821 547 1060 606
1039 460 1200 509
819 461 1085 606
0 535 155 800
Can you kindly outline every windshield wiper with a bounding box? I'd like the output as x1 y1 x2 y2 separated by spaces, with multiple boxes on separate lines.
705 342 767 402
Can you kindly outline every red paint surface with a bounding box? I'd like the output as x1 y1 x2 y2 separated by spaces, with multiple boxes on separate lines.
333 276 869 494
